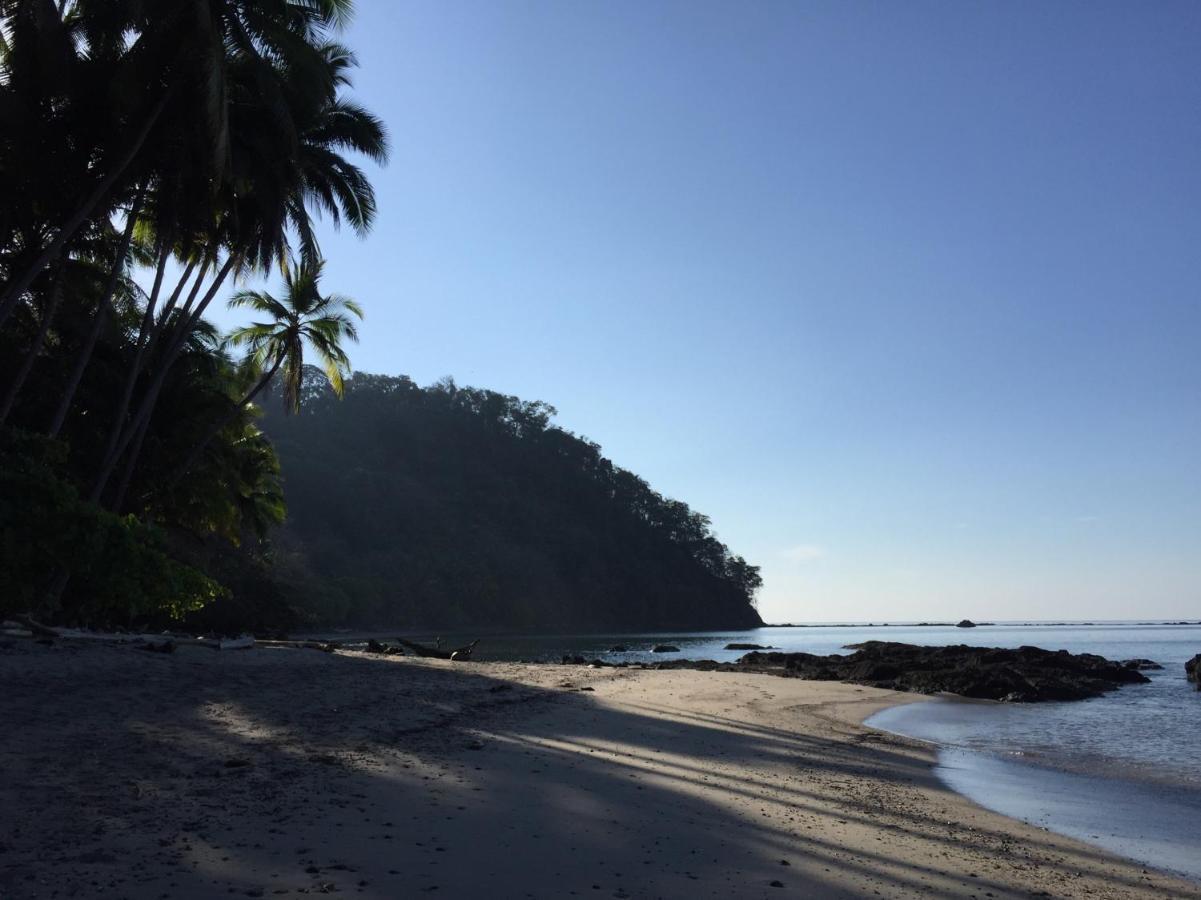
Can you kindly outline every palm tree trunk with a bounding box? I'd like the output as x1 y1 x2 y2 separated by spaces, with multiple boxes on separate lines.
0 94 168 329
110 413 153 513
154 258 198 336
161 354 284 494
93 234 172 482
47 186 146 437
0 260 65 426
89 254 237 503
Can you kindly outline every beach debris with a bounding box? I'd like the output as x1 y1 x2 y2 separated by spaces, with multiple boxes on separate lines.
136 639 175 653
395 637 447 657
651 645 680 653
2 617 257 652
216 635 255 651
1186 654 1199 689
366 639 404 655
9 614 60 638
395 637 480 660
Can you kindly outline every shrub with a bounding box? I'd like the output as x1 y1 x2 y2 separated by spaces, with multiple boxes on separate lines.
0 429 224 624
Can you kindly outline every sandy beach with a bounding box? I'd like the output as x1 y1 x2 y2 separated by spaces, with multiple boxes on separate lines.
1 640 1196 899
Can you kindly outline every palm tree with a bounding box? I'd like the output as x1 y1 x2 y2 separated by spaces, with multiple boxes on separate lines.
162 257 360 488
88 28 387 504
229 257 361 414
0 0 360 322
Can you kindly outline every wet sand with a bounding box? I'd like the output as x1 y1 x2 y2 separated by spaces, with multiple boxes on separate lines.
868 699 1201 882
1 639 1196 899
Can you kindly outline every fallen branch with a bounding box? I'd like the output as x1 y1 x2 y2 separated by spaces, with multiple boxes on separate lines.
394 638 451 659
11 615 60 639
394 638 481 660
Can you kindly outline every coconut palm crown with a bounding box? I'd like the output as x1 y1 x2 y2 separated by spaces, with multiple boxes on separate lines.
227 258 361 414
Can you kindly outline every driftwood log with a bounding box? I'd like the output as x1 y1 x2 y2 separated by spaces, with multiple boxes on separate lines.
4 618 252 651
395 638 480 661
11 615 59 638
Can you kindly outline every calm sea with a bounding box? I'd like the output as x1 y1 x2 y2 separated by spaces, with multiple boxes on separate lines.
418 622 1201 880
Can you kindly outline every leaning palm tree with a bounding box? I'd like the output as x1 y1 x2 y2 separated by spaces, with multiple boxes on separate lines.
161 257 360 489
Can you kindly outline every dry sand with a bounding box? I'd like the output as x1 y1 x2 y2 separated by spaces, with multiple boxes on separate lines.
1 639 1195 899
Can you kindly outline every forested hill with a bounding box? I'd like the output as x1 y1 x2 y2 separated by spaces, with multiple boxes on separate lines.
260 371 763 631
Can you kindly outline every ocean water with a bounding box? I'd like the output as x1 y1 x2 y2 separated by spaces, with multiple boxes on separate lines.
419 622 1201 879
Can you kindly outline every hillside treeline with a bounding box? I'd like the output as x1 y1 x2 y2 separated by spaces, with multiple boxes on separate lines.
258 371 764 632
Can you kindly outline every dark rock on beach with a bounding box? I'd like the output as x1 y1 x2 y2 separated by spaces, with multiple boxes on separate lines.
736 641 1151 702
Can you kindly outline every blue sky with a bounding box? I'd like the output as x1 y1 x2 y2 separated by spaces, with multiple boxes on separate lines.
210 0 1201 622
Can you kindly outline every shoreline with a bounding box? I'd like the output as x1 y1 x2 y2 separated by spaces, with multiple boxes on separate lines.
866 697 1201 884
3 640 1198 898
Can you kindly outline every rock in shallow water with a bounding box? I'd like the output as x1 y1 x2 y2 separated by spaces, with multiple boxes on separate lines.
1186 654 1200 689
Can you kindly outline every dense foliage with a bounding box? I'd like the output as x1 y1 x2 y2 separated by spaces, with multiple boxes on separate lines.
0 0 382 624
0 430 223 622
258 371 763 631
1 1 762 633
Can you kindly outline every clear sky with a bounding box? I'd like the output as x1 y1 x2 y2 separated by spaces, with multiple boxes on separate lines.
209 0 1201 622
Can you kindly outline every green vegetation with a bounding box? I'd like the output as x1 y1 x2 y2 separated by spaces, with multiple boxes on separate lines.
257 371 763 631
0 0 382 623
0 1 761 632
0 431 223 622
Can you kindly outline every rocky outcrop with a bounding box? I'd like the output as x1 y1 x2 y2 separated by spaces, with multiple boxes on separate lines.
652 645 680 653
725 643 774 650
1186 654 1200 689
956 620 977 628
558 641 1156 703
735 641 1151 702
1121 658 1163 671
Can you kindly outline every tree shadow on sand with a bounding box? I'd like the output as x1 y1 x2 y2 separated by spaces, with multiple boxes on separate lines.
1 645 1193 899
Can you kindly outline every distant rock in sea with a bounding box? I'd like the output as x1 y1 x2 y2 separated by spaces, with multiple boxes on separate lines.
652 645 681 653
956 619 977 628
725 643 775 651
1121 658 1164 671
